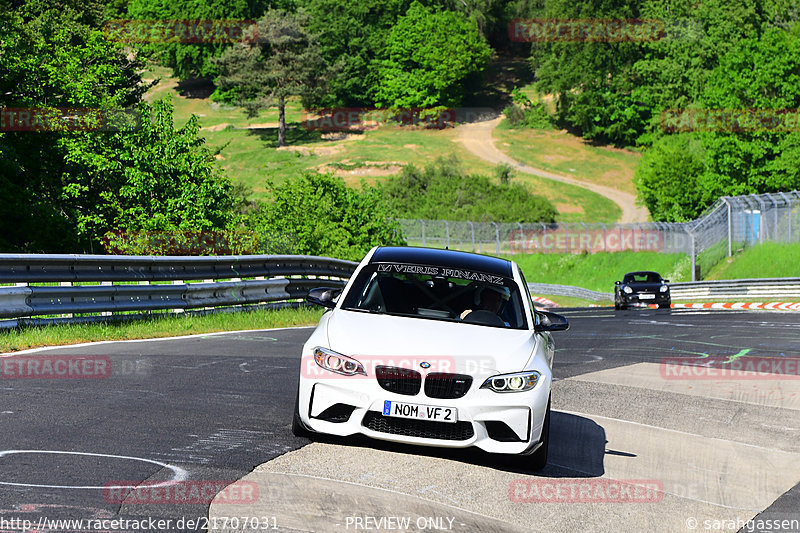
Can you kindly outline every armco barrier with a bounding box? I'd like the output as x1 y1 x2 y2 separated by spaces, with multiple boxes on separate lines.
0 254 358 321
528 278 800 302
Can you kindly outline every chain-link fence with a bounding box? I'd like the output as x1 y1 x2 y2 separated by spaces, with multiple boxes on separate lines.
397 190 800 281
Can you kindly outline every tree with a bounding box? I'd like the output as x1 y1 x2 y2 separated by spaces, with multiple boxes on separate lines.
374 2 492 108
213 8 327 147
59 98 239 247
124 0 282 80
634 133 709 222
247 172 405 260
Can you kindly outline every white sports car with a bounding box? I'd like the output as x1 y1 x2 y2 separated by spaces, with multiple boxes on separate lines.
292 246 568 469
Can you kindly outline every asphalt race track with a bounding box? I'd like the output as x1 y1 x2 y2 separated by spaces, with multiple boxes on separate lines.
1 309 799 532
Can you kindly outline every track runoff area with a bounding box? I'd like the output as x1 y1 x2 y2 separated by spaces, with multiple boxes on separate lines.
0 308 797 532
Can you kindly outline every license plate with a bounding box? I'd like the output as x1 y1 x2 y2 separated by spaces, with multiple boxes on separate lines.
383 401 457 423
638 293 655 300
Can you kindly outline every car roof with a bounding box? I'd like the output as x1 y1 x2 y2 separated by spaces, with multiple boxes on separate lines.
370 246 513 277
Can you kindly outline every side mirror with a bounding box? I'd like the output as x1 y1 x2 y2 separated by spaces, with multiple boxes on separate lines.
615 280 621 285
535 311 569 332
306 287 341 309
664 279 670 284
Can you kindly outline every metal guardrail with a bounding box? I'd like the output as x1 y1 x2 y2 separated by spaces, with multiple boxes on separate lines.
0 254 358 321
527 283 612 301
669 278 800 300
528 278 800 302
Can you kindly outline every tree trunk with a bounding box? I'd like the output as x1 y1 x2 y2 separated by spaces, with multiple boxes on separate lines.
278 94 286 148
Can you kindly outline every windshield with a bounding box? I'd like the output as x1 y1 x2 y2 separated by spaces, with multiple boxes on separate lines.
341 263 528 329
624 272 662 283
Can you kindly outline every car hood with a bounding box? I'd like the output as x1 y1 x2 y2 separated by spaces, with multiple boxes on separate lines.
323 310 537 375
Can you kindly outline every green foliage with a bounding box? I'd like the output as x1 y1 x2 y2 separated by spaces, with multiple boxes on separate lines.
59 98 239 246
125 0 256 79
213 8 328 145
0 0 147 252
373 156 557 222
634 133 708 222
247 172 405 260
503 101 552 129
302 0 413 106
375 2 492 108
511 251 691 292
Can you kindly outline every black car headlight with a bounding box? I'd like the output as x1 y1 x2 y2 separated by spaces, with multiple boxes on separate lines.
480 371 541 393
313 347 366 376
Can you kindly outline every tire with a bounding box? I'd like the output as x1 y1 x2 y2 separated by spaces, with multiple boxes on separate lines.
291 387 315 439
530 397 551 471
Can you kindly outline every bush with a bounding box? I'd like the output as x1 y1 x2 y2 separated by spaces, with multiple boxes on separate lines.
246 172 405 261
503 102 552 129
373 156 557 223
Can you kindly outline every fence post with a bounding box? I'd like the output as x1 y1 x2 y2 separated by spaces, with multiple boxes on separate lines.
517 222 525 254
600 223 607 252
721 197 732 257
779 192 792 242
420 219 425 246
491 222 499 254
445 220 450 249
687 228 697 281
541 223 547 254
468 221 475 251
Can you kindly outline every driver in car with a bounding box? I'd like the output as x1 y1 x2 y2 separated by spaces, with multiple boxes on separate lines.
460 285 510 321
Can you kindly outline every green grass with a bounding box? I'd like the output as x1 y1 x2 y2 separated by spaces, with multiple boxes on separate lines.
508 251 691 293
494 120 641 195
705 242 800 280
0 307 323 354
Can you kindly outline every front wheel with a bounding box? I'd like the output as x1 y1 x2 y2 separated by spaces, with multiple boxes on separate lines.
530 397 551 471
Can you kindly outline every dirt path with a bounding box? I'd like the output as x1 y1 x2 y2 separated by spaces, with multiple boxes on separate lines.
455 116 649 223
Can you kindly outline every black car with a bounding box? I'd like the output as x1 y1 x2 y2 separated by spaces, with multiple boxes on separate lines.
614 271 671 310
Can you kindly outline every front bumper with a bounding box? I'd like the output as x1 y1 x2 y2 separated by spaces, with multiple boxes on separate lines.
620 292 671 306
298 374 550 455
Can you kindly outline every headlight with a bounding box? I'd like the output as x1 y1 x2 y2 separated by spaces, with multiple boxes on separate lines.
623 286 633 294
313 347 366 376
481 371 541 393
659 285 669 293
